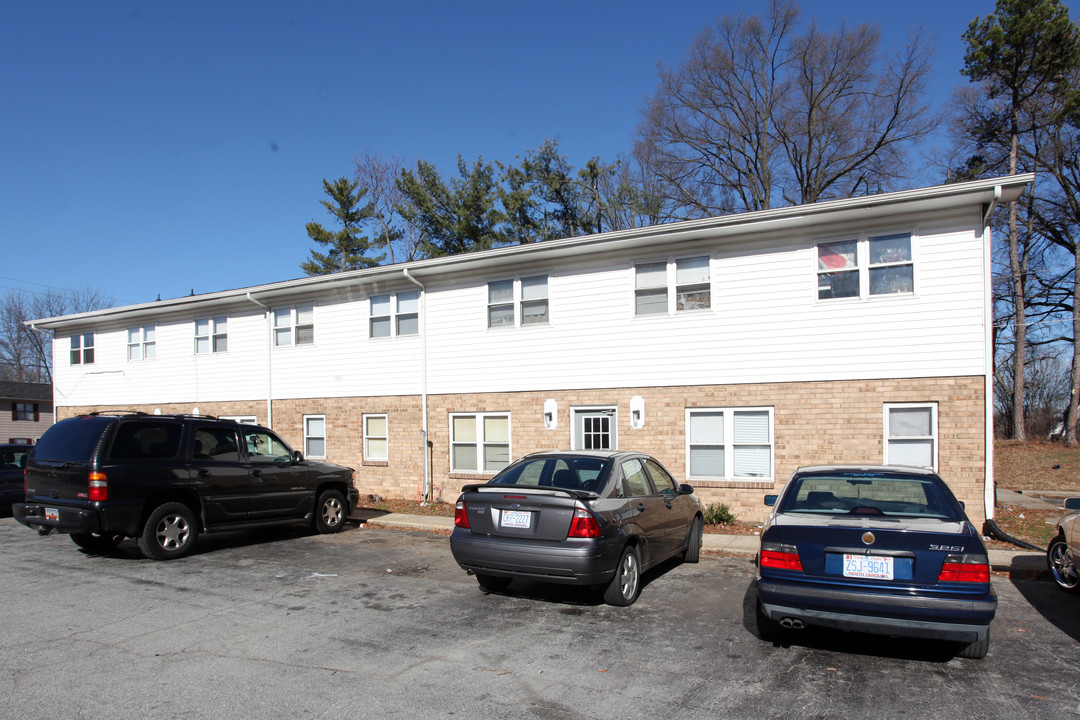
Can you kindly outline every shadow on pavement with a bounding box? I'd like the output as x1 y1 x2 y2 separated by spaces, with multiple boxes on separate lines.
1008 564 1080 644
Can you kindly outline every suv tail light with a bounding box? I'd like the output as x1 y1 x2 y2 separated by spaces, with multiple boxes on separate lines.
88 471 108 502
567 508 601 538
938 554 990 583
760 542 803 572
454 501 470 528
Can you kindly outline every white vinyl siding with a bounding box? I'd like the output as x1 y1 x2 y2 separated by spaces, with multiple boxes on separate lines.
686 407 773 481
884 403 937 470
450 413 510 473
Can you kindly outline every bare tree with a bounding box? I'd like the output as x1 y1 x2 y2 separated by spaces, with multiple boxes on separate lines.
634 0 937 218
0 286 111 384
353 149 424 264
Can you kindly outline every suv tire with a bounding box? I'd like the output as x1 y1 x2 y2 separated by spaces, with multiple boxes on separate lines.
138 502 198 560
313 489 347 534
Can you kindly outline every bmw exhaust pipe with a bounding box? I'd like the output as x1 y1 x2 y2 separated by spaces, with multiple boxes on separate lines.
779 617 805 630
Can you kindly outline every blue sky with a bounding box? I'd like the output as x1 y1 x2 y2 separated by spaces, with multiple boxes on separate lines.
2 0 1068 310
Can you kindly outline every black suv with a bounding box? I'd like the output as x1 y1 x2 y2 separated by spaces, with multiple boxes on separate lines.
13 412 359 560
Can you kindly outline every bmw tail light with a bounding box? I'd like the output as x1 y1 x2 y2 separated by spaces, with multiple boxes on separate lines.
938 554 990 583
88 471 108 502
454 501 470 529
760 542 803 572
567 508 601 538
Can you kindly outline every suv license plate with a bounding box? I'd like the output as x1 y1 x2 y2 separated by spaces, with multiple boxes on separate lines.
843 554 893 580
500 510 531 529
45 508 59 521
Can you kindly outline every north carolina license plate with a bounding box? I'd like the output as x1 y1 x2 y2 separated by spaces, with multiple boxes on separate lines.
500 510 531 529
843 554 894 580
45 508 59 521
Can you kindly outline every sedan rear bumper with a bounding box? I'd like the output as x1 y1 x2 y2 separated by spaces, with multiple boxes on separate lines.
449 528 618 585
757 578 997 643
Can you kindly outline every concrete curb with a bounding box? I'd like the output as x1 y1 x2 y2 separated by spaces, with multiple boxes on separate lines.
359 513 1047 572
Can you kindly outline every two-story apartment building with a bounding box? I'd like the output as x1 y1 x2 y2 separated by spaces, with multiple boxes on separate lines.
31 175 1033 526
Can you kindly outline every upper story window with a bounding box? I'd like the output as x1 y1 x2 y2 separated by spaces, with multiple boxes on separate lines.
127 326 156 361
635 256 711 316
194 317 228 354
488 275 549 328
70 333 95 365
817 232 914 300
686 407 774 482
12 403 38 422
370 291 419 338
273 306 314 347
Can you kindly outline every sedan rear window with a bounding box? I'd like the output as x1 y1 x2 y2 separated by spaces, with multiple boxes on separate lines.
489 457 611 494
779 473 961 519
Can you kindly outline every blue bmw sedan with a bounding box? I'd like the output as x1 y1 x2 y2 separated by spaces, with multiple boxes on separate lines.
754 465 997 659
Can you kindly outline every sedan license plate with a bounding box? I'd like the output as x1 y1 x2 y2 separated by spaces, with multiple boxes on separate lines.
500 510 531 529
843 554 894 580
45 508 59 521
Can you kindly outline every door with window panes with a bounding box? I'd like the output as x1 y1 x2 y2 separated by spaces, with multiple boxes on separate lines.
573 408 616 451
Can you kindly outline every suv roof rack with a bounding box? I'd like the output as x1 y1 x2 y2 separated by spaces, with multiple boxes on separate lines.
86 410 149 417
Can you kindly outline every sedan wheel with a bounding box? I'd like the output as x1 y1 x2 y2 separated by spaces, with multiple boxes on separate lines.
603 545 642 606
1047 534 1080 593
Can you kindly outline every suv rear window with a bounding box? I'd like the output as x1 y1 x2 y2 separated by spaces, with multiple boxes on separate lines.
108 422 183 460
33 417 113 463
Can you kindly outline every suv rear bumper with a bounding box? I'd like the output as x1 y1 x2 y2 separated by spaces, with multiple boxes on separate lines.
13 500 143 536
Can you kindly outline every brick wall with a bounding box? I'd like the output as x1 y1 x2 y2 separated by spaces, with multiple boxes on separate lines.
59 374 987 526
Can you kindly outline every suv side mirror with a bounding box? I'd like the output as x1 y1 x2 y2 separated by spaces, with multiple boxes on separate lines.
292 450 304 464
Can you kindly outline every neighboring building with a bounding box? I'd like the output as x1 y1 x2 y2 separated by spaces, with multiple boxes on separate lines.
0 381 53 443
30 175 1033 526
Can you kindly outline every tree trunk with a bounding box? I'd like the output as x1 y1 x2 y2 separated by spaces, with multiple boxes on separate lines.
1067 242 1080 446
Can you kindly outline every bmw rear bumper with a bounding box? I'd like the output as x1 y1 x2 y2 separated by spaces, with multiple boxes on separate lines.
756 578 997 643
449 528 619 585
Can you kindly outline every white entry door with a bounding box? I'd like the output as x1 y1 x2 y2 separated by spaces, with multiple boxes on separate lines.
572 407 617 450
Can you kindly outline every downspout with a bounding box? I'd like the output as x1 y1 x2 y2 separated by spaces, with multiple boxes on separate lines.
403 268 431 503
245 293 273 428
982 186 1001 527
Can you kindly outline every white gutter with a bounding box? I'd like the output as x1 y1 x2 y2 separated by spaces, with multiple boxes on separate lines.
982 185 1002 525
403 268 431 503
245 293 273 428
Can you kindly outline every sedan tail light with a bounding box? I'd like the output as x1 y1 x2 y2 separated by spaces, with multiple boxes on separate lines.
454 501 470 529
88 471 108 502
759 542 803 572
567 508 601 538
938 554 990 583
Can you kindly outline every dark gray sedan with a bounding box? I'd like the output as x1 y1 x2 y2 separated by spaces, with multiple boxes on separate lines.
449 450 703 606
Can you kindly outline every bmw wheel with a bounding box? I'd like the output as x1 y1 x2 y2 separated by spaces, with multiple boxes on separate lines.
1047 534 1080 593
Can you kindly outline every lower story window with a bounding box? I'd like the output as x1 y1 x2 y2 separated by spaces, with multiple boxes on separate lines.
884 403 937 470
451 413 510 473
304 415 326 458
686 407 774 481
364 414 389 462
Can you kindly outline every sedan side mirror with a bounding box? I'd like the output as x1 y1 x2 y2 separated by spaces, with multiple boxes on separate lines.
1065 497 1080 511
764 494 777 506
678 483 694 495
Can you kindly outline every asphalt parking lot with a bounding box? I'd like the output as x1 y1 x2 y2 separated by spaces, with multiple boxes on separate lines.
0 516 1077 720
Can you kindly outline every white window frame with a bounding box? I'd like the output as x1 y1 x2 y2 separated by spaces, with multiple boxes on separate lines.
273 305 314 347
815 231 915 301
634 255 711 317
364 414 389 462
685 407 774 482
220 415 258 425
449 412 511 474
127 326 156 362
70 333 95 365
370 292 419 339
194 317 228 355
304 414 327 459
487 275 549 329
883 403 938 471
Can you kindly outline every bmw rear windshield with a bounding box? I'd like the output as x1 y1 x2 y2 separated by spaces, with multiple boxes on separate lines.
778 471 964 520
32 416 113 463
488 456 612 494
